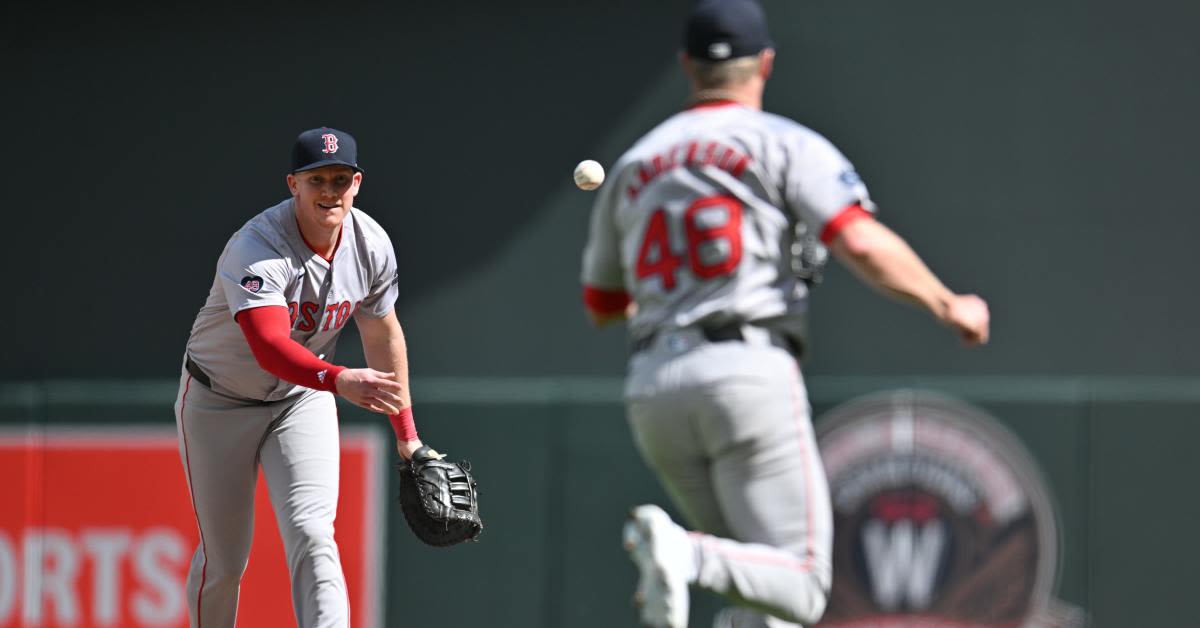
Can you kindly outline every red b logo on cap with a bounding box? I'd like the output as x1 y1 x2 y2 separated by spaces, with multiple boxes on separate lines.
321 133 339 154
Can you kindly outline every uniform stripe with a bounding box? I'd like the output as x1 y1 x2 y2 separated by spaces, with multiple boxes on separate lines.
178 375 208 627
692 534 812 571
787 364 818 571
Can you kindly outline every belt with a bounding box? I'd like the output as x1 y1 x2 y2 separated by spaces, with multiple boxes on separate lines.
185 355 213 388
185 355 274 405
630 321 802 357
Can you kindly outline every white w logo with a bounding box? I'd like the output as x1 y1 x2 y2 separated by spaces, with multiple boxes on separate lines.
862 519 946 611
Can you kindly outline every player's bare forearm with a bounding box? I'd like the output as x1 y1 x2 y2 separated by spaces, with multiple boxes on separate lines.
830 218 990 345
830 218 952 314
356 309 423 456
355 309 413 409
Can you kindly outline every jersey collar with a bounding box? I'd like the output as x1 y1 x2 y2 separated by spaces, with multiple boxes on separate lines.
295 218 343 263
685 99 741 111
284 199 350 266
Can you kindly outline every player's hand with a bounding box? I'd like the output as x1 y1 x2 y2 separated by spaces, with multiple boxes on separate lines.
942 294 990 346
335 368 404 414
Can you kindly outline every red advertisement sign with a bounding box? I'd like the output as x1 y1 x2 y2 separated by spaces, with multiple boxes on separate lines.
0 426 385 628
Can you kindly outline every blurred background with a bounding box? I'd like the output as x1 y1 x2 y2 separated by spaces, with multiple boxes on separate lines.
2 0 1198 626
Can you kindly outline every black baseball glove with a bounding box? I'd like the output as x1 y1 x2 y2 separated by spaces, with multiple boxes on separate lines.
398 445 482 547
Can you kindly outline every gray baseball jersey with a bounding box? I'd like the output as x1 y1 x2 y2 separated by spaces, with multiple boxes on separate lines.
186 198 398 401
581 101 875 342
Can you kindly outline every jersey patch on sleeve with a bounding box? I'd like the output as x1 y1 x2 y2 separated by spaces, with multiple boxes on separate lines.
240 275 265 293
839 169 876 211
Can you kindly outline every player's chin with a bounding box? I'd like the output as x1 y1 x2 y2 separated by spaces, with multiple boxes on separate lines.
311 206 348 225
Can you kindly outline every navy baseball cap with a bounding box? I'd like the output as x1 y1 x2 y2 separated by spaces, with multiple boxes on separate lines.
291 127 363 174
683 0 773 61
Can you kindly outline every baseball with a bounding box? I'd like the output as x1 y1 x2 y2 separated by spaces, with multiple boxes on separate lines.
573 159 605 191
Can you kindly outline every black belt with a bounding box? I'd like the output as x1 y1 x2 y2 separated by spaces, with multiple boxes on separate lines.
630 322 802 357
185 355 274 405
185 356 213 388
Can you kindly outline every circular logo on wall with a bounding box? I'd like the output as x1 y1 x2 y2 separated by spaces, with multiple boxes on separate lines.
814 391 1084 628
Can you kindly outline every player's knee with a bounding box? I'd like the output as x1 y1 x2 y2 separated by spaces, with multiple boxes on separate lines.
202 560 250 586
294 520 335 543
287 521 338 562
806 585 830 624
193 544 251 583
778 574 829 626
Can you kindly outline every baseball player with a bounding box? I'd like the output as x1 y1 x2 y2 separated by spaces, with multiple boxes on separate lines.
579 2 990 627
175 127 429 628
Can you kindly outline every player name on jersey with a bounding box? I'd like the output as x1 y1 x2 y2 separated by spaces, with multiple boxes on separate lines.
627 139 751 200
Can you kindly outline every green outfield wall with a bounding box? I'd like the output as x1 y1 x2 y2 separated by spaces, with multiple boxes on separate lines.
4 377 1198 627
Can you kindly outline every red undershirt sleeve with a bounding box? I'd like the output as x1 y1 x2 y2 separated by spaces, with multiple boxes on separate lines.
237 305 346 393
582 285 632 316
819 203 874 245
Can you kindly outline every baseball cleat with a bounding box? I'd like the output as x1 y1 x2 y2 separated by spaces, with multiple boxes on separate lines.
623 504 693 628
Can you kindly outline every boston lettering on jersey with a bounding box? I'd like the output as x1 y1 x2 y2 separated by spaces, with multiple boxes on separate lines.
627 140 751 199
288 300 361 333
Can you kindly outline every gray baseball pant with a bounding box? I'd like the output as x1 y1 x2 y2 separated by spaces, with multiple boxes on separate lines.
625 332 834 627
174 365 349 628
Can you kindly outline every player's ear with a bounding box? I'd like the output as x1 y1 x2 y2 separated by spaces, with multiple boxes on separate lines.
759 49 775 81
679 52 703 92
350 171 363 196
679 51 695 78
286 173 299 197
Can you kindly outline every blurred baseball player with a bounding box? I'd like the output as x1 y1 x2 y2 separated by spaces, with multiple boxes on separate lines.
579 1 990 627
175 127 430 628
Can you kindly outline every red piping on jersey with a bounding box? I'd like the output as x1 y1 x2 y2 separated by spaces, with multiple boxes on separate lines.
819 203 873 245
179 375 208 627
582 285 632 316
237 305 346 392
296 217 343 262
691 533 814 571
788 362 819 571
389 407 419 442
686 99 740 111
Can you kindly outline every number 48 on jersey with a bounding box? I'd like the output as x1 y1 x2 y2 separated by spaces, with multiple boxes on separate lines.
635 194 744 291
